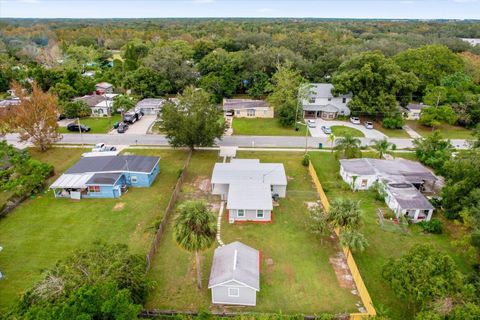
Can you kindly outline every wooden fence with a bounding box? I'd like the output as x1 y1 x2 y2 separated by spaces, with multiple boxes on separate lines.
308 161 376 319
145 150 193 271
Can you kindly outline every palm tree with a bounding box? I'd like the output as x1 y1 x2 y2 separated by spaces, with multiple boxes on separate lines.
174 200 217 289
327 198 362 230
327 133 336 152
334 133 361 159
372 138 397 159
340 229 369 259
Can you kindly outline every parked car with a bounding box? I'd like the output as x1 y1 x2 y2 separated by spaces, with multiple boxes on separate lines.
67 123 91 132
307 119 316 128
364 121 374 129
92 143 106 152
350 117 360 124
225 110 234 116
123 110 144 124
117 122 129 133
321 125 332 134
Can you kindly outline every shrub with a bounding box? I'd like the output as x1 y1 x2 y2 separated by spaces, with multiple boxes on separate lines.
419 219 443 234
63 100 91 119
302 153 310 167
382 116 405 129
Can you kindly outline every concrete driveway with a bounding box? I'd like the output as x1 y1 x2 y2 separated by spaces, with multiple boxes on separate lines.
307 118 387 139
109 115 157 135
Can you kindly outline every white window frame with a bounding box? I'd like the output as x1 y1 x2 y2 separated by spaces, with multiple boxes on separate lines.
131 176 138 184
256 210 264 218
237 209 245 217
247 109 256 117
228 287 240 297
236 110 241 115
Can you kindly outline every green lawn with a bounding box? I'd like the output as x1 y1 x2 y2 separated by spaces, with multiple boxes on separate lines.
406 120 473 139
146 151 358 314
373 122 410 138
0 147 188 311
59 114 122 134
309 152 473 320
232 118 309 136
331 125 364 137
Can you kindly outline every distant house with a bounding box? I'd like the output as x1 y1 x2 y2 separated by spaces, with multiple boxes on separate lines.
339 158 437 223
461 38 480 46
211 159 287 223
82 71 96 77
74 93 117 117
50 155 160 200
300 83 351 120
95 82 113 94
223 99 274 118
403 103 429 120
136 98 165 116
0 97 20 108
208 241 260 306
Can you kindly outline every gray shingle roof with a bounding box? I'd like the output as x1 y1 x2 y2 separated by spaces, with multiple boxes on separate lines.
136 98 165 109
208 241 260 291
223 99 268 110
304 83 352 99
303 103 339 112
66 156 160 174
74 95 107 108
406 103 429 111
387 183 434 210
85 172 123 185
211 159 287 186
227 182 272 210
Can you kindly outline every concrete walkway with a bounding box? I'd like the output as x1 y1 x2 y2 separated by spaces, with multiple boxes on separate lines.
308 119 387 139
216 201 225 246
403 125 422 139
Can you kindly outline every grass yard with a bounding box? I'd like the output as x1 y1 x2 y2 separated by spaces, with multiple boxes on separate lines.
331 125 364 137
59 114 122 134
406 120 473 139
309 153 473 320
373 122 410 138
146 151 358 314
0 147 189 311
232 118 309 136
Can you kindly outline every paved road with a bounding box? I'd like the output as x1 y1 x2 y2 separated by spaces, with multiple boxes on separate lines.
4 133 472 150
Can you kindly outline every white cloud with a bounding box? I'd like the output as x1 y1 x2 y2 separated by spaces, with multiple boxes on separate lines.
257 8 273 13
191 0 215 4
452 0 479 3
18 0 41 3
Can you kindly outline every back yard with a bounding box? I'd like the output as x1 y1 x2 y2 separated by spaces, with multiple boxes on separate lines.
232 118 309 136
0 147 188 311
146 151 359 314
309 152 474 320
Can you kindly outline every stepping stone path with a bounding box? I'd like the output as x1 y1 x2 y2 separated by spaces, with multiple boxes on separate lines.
216 201 225 246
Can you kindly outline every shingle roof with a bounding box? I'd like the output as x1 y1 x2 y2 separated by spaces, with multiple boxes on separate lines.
211 159 287 186
208 241 260 291
387 183 434 210
95 82 113 89
85 172 123 185
227 182 273 210
223 99 269 110
66 156 160 174
304 83 351 99
303 104 339 112
406 103 429 111
136 98 165 109
74 95 107 108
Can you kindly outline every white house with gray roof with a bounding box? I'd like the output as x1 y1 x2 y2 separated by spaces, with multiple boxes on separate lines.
135 98 165 116
208 241 260 306
300 83 351 120
211 159 287 223
339 158 437 222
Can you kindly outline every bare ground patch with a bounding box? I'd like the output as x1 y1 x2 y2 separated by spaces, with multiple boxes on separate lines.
112 202 125 211
329 252 356 291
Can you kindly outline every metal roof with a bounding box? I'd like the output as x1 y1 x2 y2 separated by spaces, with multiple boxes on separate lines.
136 98 165 109
406 103 429 111
50 173 94 189
227 182 272 210
208 241 260 291
66 155 160 174
387 183 435 210
211 159 287 186
222 99 269 110
95 82 113 89
86 172 123 185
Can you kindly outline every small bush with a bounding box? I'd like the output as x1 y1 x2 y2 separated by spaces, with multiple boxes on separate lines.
384 210 396 220
419 219 443 234
382 116 405 129
302 153 310 167
443 210 460 220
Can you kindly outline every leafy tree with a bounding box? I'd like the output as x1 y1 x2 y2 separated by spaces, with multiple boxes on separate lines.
247 71 270 98
382 245 463 313
113 94 136 113
413 131 453 174
125 67 171 98
332 51 419 116
382 116 405 129
327 198 363 231
160 86 226 150
50 82 77 102
419 106 458 128
372 138 397 158
63 100 91 119
340 229 369 257
266 62 304 126
123 41 150 71
192 39 215 62
173 200 217 289
7 82 61 152
308 204 331 245
395 45 464 95
334 133 362 159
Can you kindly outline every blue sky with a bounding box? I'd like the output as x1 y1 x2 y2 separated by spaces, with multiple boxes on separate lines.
0 0 479 19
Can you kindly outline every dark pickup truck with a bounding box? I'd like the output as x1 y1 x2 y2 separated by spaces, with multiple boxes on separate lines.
123 110 144 124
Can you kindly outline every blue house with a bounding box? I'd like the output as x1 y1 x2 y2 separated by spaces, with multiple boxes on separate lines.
50 155 160 199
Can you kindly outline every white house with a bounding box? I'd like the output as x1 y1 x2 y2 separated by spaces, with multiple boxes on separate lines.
402 103 429 120
136 98 165 116
95 82 113 94
339 158 437 222
461 38 480 46
74 93 117 117
211 159 287 223
208 241 260 306
300 83 351 119
223 99 274 118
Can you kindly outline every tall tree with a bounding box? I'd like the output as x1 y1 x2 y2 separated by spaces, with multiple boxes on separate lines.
419 105 458 129
160 86 226 150
327 198 363 231
334 133 362 159
339 229 369 258
372 138 397 159
266 61 304 126
173 201 217 289
413 131 453 174
9 82 61 151
332 51 419 116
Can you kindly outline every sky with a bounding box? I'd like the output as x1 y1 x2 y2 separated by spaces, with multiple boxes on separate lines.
0 0 479 19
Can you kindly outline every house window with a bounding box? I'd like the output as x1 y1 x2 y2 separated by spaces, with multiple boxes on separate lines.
88 186 100 193
228 287 240 297
256 210 264 218
342 97 347 103
237 209 245 217
247 109 256 117
361 179 368 187
236 110 240 115
131 176 138 184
